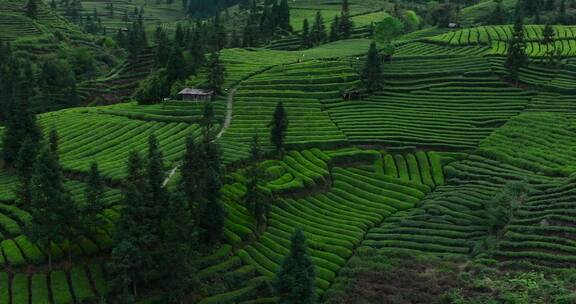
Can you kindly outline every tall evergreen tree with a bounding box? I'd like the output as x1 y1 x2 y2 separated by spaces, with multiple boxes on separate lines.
108 240 140 303
245 133 269 228
26 0 38 19
339 0 353 39
160 191 198 302
301 19 311 49
27 146 78 270
49 129 59 157
15 137 38 207
329 16 341 42
180 136 202 210
506 18 528 85
558 0 567 24
166 46 186 81
2 75 42 166
274 228 316 304
542 23 556 64
310 11 327 46
154 27 170 67
269 101 288 155
207 51 225 94
278 0 291 31
361 42 384 92
82 162 105 233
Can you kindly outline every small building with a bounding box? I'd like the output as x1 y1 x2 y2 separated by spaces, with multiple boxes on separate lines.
177 88 214 102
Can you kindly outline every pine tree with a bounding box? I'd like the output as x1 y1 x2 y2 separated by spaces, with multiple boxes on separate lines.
207 51 225 94
542 23 556 64
26 0 38 19
111 151 155 299
301 19 311 49
339 0 353 39
198 139 226 248
147 134 168 215
154 27 170 67
278 0 291 31
274 228 316 304
488 1 507 25
329 16 340 42
2 76 42 166
361 42 384 92
27 146 78 270
15 137 39 207
269 101 288 155
558 0 567 24
245 133 269 228
108 240 140 304
82 162 105 233
166 46 186 81
160 191 197 302
310 11 327 46
49 129 59 157
180 136 202 210
506 18 528 85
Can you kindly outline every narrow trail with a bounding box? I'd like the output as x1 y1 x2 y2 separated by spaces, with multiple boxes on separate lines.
161 87 237 187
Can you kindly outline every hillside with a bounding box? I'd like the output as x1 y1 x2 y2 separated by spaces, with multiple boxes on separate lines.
2 0 576 303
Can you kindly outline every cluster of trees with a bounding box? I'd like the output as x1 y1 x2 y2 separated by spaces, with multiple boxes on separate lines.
301 0 354 49
186 0 244 18
0 42 94 120
241 0 292 47
106 102 226 303
516 0 576 24
115 10 148 62
133 18 226 104
505 18 561 85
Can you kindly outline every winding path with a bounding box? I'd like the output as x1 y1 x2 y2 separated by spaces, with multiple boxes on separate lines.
162 87 237 187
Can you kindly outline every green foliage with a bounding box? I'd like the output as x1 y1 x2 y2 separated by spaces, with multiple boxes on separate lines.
269 101 289 154
374 16 404 44
506 18 528 84
274 228 316 304
360 42 384 93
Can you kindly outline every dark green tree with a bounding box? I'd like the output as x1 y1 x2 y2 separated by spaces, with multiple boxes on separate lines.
26 0 38 19
278 0 291 31
207 51 225 94
160 191 198 302
180 136 202 209
487 1 508 24
166 46 186 81
557 0 567 24
27 146 78 270
329 16 341 42
339 0 353 39
274 228 316 304
108 240 140 304
82 162 105 233
310 11 327 46
506 18 528 85
2 77 42 166
154 27 171 67
49 129 59 157
269 101 288 155
244 133 269 228
361 42 384 92
15 137 39 207
542 23 556 64
301 19 311 49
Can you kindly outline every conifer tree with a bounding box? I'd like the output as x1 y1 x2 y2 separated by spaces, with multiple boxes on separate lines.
82 162 105 233
361 42 384 92
198 140 226 248
278 0 291 31
506 18 528 85
301 19 311 49
147 134 167 215
27 146 78 270
49 129 59 157
207 51 225 94
180 136 202 209
310 11 327 46
274 228 316 304
15 137 38 207
245 133 269 228
339 0 353 39
166 45 186 81
542 23 556 64
160 191 197 302
154 27 170 67
26 0 38 19
329 16 340 42
269 101 288 155
111 151 154 299
2 77 42 166
558 0 567 24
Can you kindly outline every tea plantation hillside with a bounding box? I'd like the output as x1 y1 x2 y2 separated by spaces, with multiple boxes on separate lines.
2 0 576 302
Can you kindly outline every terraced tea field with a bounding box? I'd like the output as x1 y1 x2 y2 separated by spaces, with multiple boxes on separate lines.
2 0 576 299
